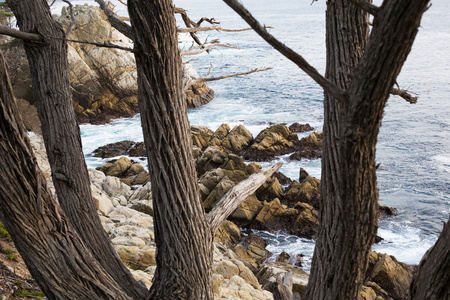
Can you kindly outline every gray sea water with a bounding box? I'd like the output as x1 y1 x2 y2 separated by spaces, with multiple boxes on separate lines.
54 0 450 271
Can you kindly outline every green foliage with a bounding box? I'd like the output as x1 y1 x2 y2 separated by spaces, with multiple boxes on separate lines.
4 249 15 255
17 289 46 298
0 221 11 241
8 253 17 261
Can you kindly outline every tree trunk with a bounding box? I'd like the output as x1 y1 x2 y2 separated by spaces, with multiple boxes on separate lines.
7 1 147 298
410 219 450 299
0 49 131 300
304 0 430 299
128 0 213 299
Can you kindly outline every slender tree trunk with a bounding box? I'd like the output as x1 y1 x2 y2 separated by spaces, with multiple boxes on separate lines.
128 0 213 299
7 1 147 298
304 0 430 299
410 219 450 299
0 49 131 300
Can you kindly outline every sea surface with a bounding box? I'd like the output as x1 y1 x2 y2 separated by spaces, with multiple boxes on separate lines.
54 0 450 271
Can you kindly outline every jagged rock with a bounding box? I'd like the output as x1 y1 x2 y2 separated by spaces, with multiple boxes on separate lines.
191 125 214 149
230 195 263 226
183 63 215 108
97 156 132 177
277 252 291 264
256 177 284 202
96 156 149 186
8 5 213 125
250 198 319 239
365 252 416 300
244 124 299 161
284 175 321 209
256 261 309 299
214 221 242 248
240 233 272 266
203 176 235 212
288 123 314 133
289 131 323 160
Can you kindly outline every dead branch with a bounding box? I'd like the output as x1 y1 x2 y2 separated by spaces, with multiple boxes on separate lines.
62 0 76 38
178 25 268 33
181 43 240 56
95 0 134 41
391 87 418 104
0 25 42 42
348 0 380 16
191 67 272 84
223 0 348 105
48 35 135 52
117 0 127 6
207 163 282 232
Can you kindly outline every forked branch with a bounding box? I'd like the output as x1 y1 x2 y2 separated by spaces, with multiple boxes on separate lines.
95 0 134 41
222 0 347 105
62 0 76 38
207 163 282 232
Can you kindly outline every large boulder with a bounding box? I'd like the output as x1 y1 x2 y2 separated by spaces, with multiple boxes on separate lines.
7 4 213 125
96 157 149 186
284 173 321 209
244 124 298 161
288 123 314 133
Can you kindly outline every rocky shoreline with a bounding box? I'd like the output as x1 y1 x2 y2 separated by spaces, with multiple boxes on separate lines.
21 129 416 299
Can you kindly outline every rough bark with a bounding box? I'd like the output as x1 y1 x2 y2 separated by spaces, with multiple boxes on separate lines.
7 1 147 298
128 0 213 299
304 0 430 299
410 219 450 300
0 49 131 300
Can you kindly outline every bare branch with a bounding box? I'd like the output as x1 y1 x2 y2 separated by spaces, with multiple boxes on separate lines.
207 163 282 232
0 25 42 42
95 0 134 41
192 67 272 84
49 35 135 52
178 25 267 33
223 0 348 105
62 0 76 38
176 6 204 47
48 0 57 7
117 0 127 6
348 0 380 16
181 43 240 56
391 87 418 104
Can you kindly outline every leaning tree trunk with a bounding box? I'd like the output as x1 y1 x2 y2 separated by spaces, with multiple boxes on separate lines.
128 0 213 299
410 219 450 299
7 1 147 298
304 0 430 299
0 49 131 300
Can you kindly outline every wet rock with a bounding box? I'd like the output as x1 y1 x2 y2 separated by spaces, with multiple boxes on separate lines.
244 124 299 161
256 177 284 202
288 123 314 133
284 175 321 209
221 125 254 155
93 140 136 158
289 131 323 160
240 233 272 266
289 202 319 239
379 206 397 217
277 251 291 264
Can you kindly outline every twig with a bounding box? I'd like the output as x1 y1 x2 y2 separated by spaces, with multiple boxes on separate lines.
62 0 76 38
348 0 380 16
391 88 418 104
191 67 272 84
223 0 348 105
0 25 42 42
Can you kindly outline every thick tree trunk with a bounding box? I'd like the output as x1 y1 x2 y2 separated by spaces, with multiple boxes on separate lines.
304 0 430 299
0 49 131 300
410 219 450 299
128 0 213 299
7 1 147 298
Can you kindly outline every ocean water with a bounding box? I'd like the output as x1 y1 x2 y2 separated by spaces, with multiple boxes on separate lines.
53 0 449 271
